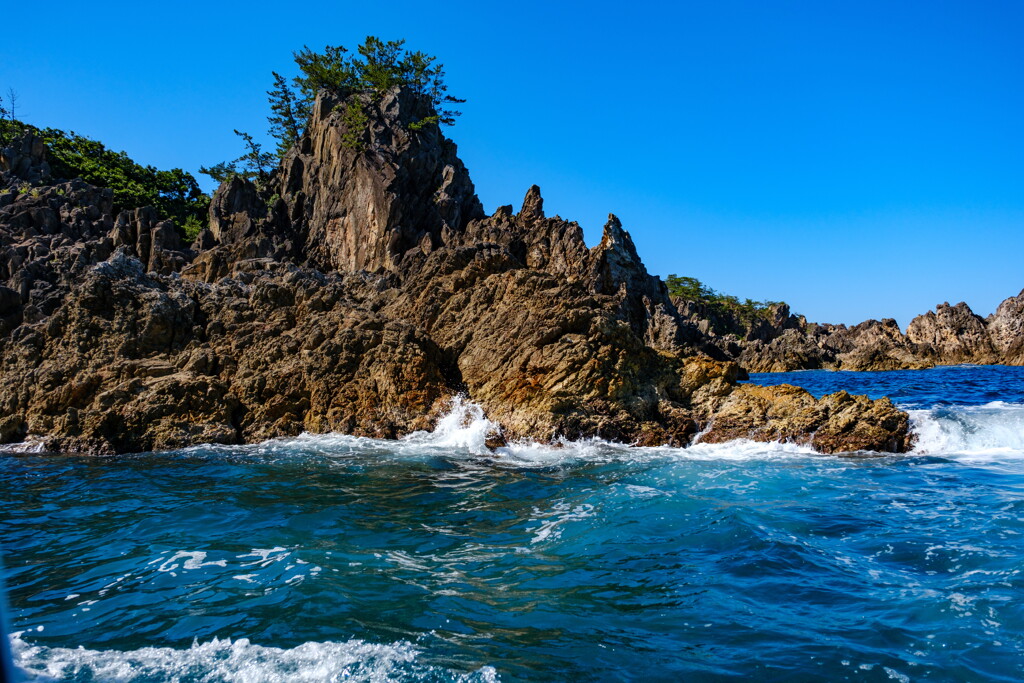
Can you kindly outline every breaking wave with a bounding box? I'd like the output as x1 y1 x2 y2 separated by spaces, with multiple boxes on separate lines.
237 396 824 467
401 396 502 455
910 401 1024 457
10 632 498 683
171 393 1024 469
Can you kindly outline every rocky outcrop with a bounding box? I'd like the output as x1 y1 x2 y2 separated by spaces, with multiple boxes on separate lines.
988 290 1024 365
1 134 51 184
676 293 1024 373
701 384 912 453
278 88 484 273
0 89 914 456
110 207 191 275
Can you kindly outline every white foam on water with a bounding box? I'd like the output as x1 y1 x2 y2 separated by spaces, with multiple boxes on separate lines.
526 502 596 544
1 437 47 454
10 632 499 683
193 395 1013 466
238 548 291 569
409 396 823 464
495 437 620 467
660 438 820 461
909 401 1024 460
227 397 833 466
157 551 228 573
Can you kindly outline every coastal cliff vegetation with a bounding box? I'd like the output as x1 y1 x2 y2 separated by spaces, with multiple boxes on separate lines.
203 36 463 183
664 274 786 322
0 38 463 242
1 91 207 238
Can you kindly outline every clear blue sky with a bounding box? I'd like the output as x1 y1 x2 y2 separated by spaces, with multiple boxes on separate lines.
3 1 1021 326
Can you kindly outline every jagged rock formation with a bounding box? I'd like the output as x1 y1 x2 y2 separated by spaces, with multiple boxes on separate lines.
0 87 913 454
677 294 1024 373
280 89 484 273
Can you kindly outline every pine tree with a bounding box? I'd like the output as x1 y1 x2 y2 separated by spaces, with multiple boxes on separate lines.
197 160 239 185
292 44 357 100
267 72 309 158
204 38 466 189
199 130 274 187
233 129 274 183
289 38 465 128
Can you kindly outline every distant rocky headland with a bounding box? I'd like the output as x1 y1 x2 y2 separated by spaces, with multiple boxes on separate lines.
675 287 1024 373
2 45 1011 457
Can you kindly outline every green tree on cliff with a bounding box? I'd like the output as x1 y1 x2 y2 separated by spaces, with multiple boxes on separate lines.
267 72 309 157
271 37 464 153
292 44 358 100
205 37 464 180
0 101 207 239
665 274 785 322
199 129 274 186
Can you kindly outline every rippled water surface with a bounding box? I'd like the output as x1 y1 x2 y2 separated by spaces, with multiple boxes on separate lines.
3 367 1024 681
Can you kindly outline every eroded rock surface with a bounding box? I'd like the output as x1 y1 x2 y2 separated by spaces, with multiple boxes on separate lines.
0 88 914 454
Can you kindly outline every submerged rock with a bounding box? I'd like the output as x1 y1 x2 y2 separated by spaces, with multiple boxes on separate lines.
0 95 914 455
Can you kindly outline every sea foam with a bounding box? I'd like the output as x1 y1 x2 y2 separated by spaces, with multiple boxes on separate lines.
909 401 1024 457
225 397 845 466
10 632 498 683
185 395 1024 467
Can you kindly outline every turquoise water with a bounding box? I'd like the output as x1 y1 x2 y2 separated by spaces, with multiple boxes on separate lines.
3 367 1024 681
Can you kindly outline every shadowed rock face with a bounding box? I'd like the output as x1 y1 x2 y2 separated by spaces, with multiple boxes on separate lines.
675 293 1024 373
0 88 913 455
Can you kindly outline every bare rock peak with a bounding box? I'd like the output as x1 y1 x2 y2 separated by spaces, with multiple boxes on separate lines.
519 185 545 222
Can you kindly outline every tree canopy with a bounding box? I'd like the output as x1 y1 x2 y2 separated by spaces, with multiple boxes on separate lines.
198 130 274 186
290 37 463 125
665 274 786 322
4 38 464 243
204 36 463 184
202 36 462 185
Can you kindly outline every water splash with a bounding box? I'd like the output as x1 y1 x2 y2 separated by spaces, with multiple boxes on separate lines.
5 367 1023 682
171 394 1024 467
196 398 839 467
910 401 1024 456
401 396 502 455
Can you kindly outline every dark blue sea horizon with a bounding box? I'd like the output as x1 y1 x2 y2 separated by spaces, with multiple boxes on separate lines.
3 366 1023 681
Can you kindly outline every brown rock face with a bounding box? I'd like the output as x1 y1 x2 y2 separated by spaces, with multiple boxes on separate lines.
906 302 998 364
701 384 913 454
987 290 1024 365
0 95 914 456
0 134 52 184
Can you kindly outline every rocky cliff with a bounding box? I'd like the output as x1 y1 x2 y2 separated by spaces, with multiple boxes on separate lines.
676 293 1024 373
0 87 912 454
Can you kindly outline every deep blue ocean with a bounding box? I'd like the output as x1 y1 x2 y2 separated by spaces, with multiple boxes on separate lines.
3 365 1023 682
